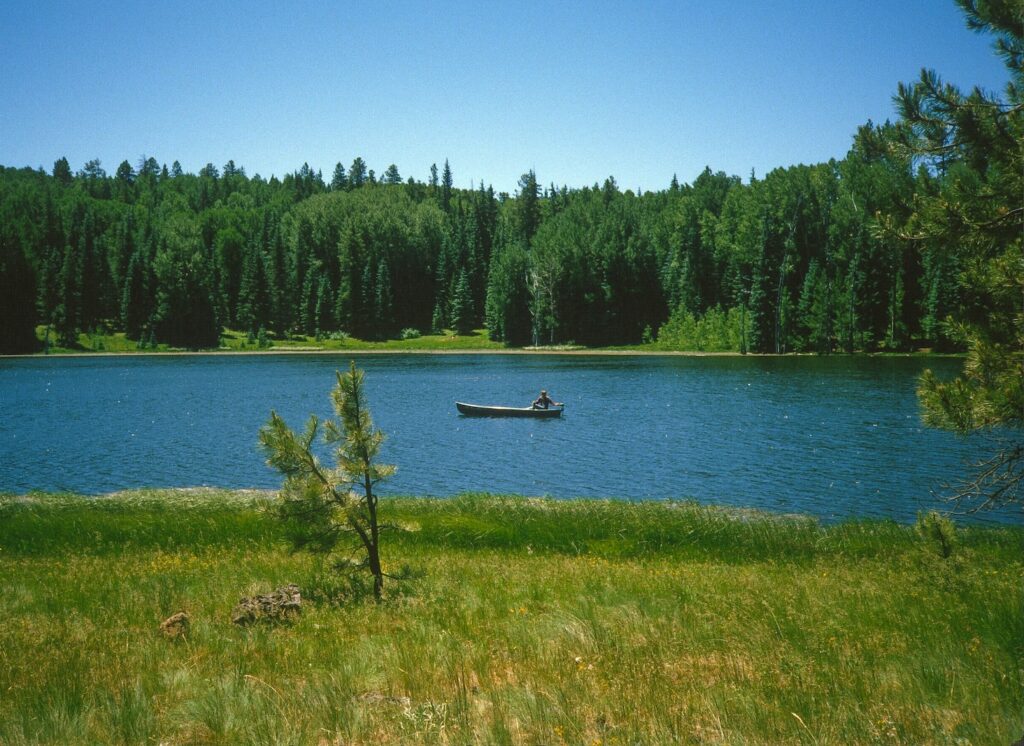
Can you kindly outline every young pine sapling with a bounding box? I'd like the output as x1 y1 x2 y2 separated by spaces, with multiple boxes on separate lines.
259 361 395 601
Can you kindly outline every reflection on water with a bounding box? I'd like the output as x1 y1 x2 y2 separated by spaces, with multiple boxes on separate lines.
0 353 1015 525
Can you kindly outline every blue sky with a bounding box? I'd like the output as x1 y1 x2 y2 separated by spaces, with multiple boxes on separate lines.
0 1 1011 194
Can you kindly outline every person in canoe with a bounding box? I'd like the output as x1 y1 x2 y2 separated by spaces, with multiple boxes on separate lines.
532 389 563 409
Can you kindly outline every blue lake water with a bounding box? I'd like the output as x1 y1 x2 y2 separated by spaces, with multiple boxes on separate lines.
0 353 1016 525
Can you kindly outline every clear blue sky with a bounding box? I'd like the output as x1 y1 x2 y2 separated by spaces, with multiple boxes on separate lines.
0 1 1010 194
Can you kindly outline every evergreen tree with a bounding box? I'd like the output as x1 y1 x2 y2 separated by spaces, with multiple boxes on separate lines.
52 157 72 186
237 241 270 335
315 273 334 335
121 243 153 339
516 170 540 246
300 260 321 336
441 159 453 212
431 301 446 334
485 235 531 344
54 238 83 347
152 224 219 348
895 0 1023 509
331 162 348 191
266 219 290 336
374 257 394 335
349 157 367 189
449 268 475 335
260 362 396 602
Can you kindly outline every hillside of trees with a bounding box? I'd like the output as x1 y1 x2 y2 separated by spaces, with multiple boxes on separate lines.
0 118 1003 354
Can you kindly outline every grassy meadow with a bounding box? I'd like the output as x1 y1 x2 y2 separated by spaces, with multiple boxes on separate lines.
0 490 1021 744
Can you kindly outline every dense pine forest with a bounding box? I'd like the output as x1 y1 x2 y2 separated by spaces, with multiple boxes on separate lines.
0 83 1017 356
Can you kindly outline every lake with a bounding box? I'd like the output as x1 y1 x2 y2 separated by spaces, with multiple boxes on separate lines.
0 353 1015 524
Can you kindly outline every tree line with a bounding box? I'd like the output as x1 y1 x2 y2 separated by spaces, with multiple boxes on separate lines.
0 113 1010 358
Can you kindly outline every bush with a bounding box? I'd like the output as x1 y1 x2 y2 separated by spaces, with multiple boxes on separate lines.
400 327 421 340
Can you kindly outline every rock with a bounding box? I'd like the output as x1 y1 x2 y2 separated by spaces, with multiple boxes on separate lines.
232 584 301 626
159 611 189 639
355 692 412 707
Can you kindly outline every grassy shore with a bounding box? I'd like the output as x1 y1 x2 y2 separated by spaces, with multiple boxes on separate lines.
32 327 523 355
1 491 1020 744
23 326 953 357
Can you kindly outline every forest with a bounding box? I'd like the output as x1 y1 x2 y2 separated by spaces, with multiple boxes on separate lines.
0 76 1017 356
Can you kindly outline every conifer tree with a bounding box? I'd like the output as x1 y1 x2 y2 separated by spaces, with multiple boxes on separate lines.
516 170 541 246
315 273 334 335
894 0 1023 509
431 300 446 334
237 242 270 335
441 159 453 212
349 157 368 188
54 239 83 347
52 157 72 186
485 234 531 344
450 268 475 335
121 244 152 339
374 257 394 334
331 162 348 191
259 362 396 602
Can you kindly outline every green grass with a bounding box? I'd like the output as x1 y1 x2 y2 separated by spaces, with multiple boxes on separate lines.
1 490 1021 744
27 327 963 357
32 326 508 354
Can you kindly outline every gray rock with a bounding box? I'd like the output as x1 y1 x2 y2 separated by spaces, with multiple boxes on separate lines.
232 584 301 626
159 611 189 639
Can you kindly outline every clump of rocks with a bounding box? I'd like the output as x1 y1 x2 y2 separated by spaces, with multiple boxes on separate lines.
231 584 301 626
159 611 190 639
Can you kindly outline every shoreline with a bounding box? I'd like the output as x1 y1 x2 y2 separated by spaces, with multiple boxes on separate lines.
3 488 1009 528
1 348 959 359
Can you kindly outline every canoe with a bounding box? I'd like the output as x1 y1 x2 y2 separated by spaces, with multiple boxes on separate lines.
456 402 564 418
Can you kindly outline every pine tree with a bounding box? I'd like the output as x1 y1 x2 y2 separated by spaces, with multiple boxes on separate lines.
431 300 446 334
260 362 397 602
374 257 394 335
300 261 321 336
267 220 290 336
349 157 368 188
121 244 152 339
152 231 220 349
331 162 348 191
895 0 1024 509
237 242 270 335
485 234 531 344
441 159 453 212
54 238 83 347
449 268 475 335
516 170 540 246
52 157 72 186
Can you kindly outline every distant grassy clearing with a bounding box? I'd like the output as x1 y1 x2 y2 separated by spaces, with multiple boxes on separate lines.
32 326 510 354
1 490 1021 744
